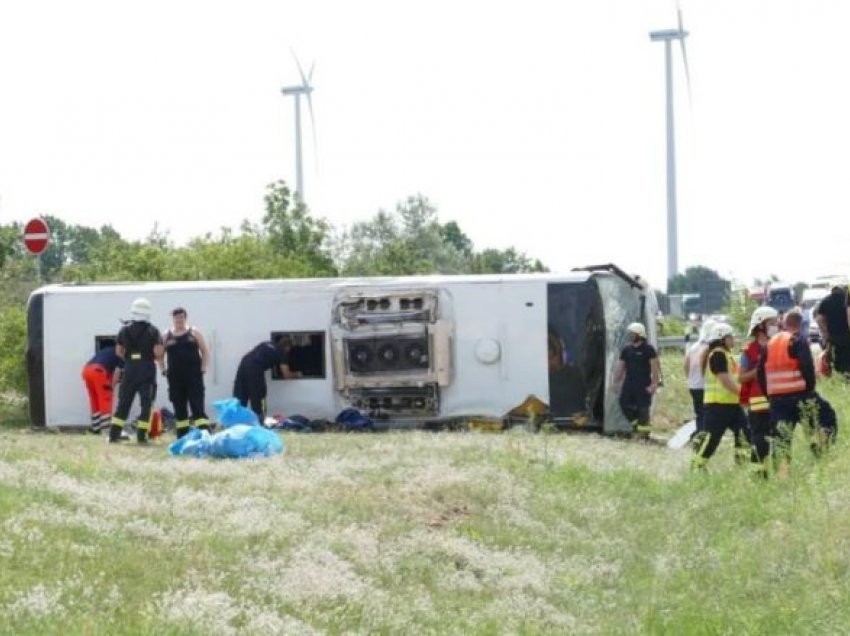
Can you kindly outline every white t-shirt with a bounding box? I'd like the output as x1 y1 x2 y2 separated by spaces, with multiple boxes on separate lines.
685 342 708 390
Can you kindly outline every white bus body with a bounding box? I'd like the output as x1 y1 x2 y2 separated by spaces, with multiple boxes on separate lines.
26 267 657 434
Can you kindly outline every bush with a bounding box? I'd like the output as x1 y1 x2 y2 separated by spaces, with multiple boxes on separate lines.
658 315 686 337
0 302 27 394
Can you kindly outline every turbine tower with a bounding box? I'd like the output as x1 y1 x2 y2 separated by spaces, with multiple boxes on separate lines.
281 53 316 203
649 5 690 290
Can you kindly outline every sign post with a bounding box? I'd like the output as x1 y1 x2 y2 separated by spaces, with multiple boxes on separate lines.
23 217 51 282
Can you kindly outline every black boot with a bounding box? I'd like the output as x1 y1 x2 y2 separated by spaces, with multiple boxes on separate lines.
175 427 190 439
108 424 125 443
136 429 148 444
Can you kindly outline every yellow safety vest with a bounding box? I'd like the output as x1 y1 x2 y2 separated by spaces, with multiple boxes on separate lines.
704 347 739 405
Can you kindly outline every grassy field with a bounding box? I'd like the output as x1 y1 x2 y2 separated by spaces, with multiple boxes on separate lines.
1 353 849 634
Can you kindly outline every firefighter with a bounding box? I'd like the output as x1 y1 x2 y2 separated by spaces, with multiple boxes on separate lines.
692 323 750 470
738 306 779 476
758 308 837 476
233 338 299 422
162 307 211 438
81 345 124 434
683 318 716 437
614 322 659 439
109 298 164 444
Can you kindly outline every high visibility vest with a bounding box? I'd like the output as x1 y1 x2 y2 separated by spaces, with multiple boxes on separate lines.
704 347 740 405
765 332 806 395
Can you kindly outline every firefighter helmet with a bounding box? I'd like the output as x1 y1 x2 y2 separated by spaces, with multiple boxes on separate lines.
710 322 735 342
130 297 152 320
748 306 779 335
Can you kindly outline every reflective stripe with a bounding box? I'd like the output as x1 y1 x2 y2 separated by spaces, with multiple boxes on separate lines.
176 420 191 430
765 332 807 395
749 395 769 412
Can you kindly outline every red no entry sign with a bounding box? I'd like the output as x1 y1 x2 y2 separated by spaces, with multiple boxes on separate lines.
23 217 50 255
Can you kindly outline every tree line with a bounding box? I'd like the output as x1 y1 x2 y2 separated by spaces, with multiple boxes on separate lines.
0 181 545 394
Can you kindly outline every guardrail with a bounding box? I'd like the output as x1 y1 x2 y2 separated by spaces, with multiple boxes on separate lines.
657 336 687 349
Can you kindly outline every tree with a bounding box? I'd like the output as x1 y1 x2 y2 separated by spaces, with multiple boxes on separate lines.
667 266 730 314
262 180 336 276
338 194 546 276
472 248 546 274
440 221 473 257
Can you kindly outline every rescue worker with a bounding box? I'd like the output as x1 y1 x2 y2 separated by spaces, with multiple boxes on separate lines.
233 338 299 422
815 284 850 376
613 322 659 440
81 345 124 434
109 298 164 444
162 307 211 438
683 318 716 437
758 308 837 475
692 323 750 470
738 306 779 476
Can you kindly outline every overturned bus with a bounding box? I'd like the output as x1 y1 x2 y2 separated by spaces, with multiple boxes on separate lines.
26 265 658 434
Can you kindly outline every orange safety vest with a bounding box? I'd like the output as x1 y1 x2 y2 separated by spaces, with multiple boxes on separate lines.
765 332 806 396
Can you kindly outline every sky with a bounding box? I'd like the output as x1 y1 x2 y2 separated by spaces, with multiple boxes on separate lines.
1 0 849 290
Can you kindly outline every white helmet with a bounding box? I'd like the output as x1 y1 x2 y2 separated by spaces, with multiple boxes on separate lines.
626 322 647 339
698 318 717 344
748 306 779 335
130 297 152 321
710 322 735 342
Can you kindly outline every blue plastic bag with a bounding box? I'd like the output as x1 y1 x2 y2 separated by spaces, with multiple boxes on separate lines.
169 428 212 457
208 424 284 458
170 425 284 459
213 398 259 428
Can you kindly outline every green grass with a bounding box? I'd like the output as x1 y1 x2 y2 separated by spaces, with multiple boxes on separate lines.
0 355 849 634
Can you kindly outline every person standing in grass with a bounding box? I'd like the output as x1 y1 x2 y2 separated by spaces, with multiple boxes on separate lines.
162 307 212 438
738 306 779 477
683 318 716 437
614 322 659 440
109 298 164 444
692 323 750 470
758 308 837 476
815 283 850 376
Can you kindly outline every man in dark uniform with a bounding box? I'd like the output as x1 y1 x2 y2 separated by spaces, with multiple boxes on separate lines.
109 298 164 444
759 309 837 475
233 338 299 422
614 322 659 439
815 284 850 376
162 307 211 438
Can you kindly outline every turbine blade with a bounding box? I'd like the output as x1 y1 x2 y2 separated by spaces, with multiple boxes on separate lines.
306 91 319 173
290 47 309 87
308 61 315 83
676 2 693 103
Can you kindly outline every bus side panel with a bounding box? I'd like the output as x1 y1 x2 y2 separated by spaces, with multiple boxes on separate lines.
42 289 339 427
440 281 547 418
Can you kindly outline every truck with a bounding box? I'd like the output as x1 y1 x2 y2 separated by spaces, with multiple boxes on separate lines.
26 265 658 434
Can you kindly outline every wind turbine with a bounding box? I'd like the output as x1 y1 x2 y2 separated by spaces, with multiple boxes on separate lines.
280 52 316 203
649 4 691 290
